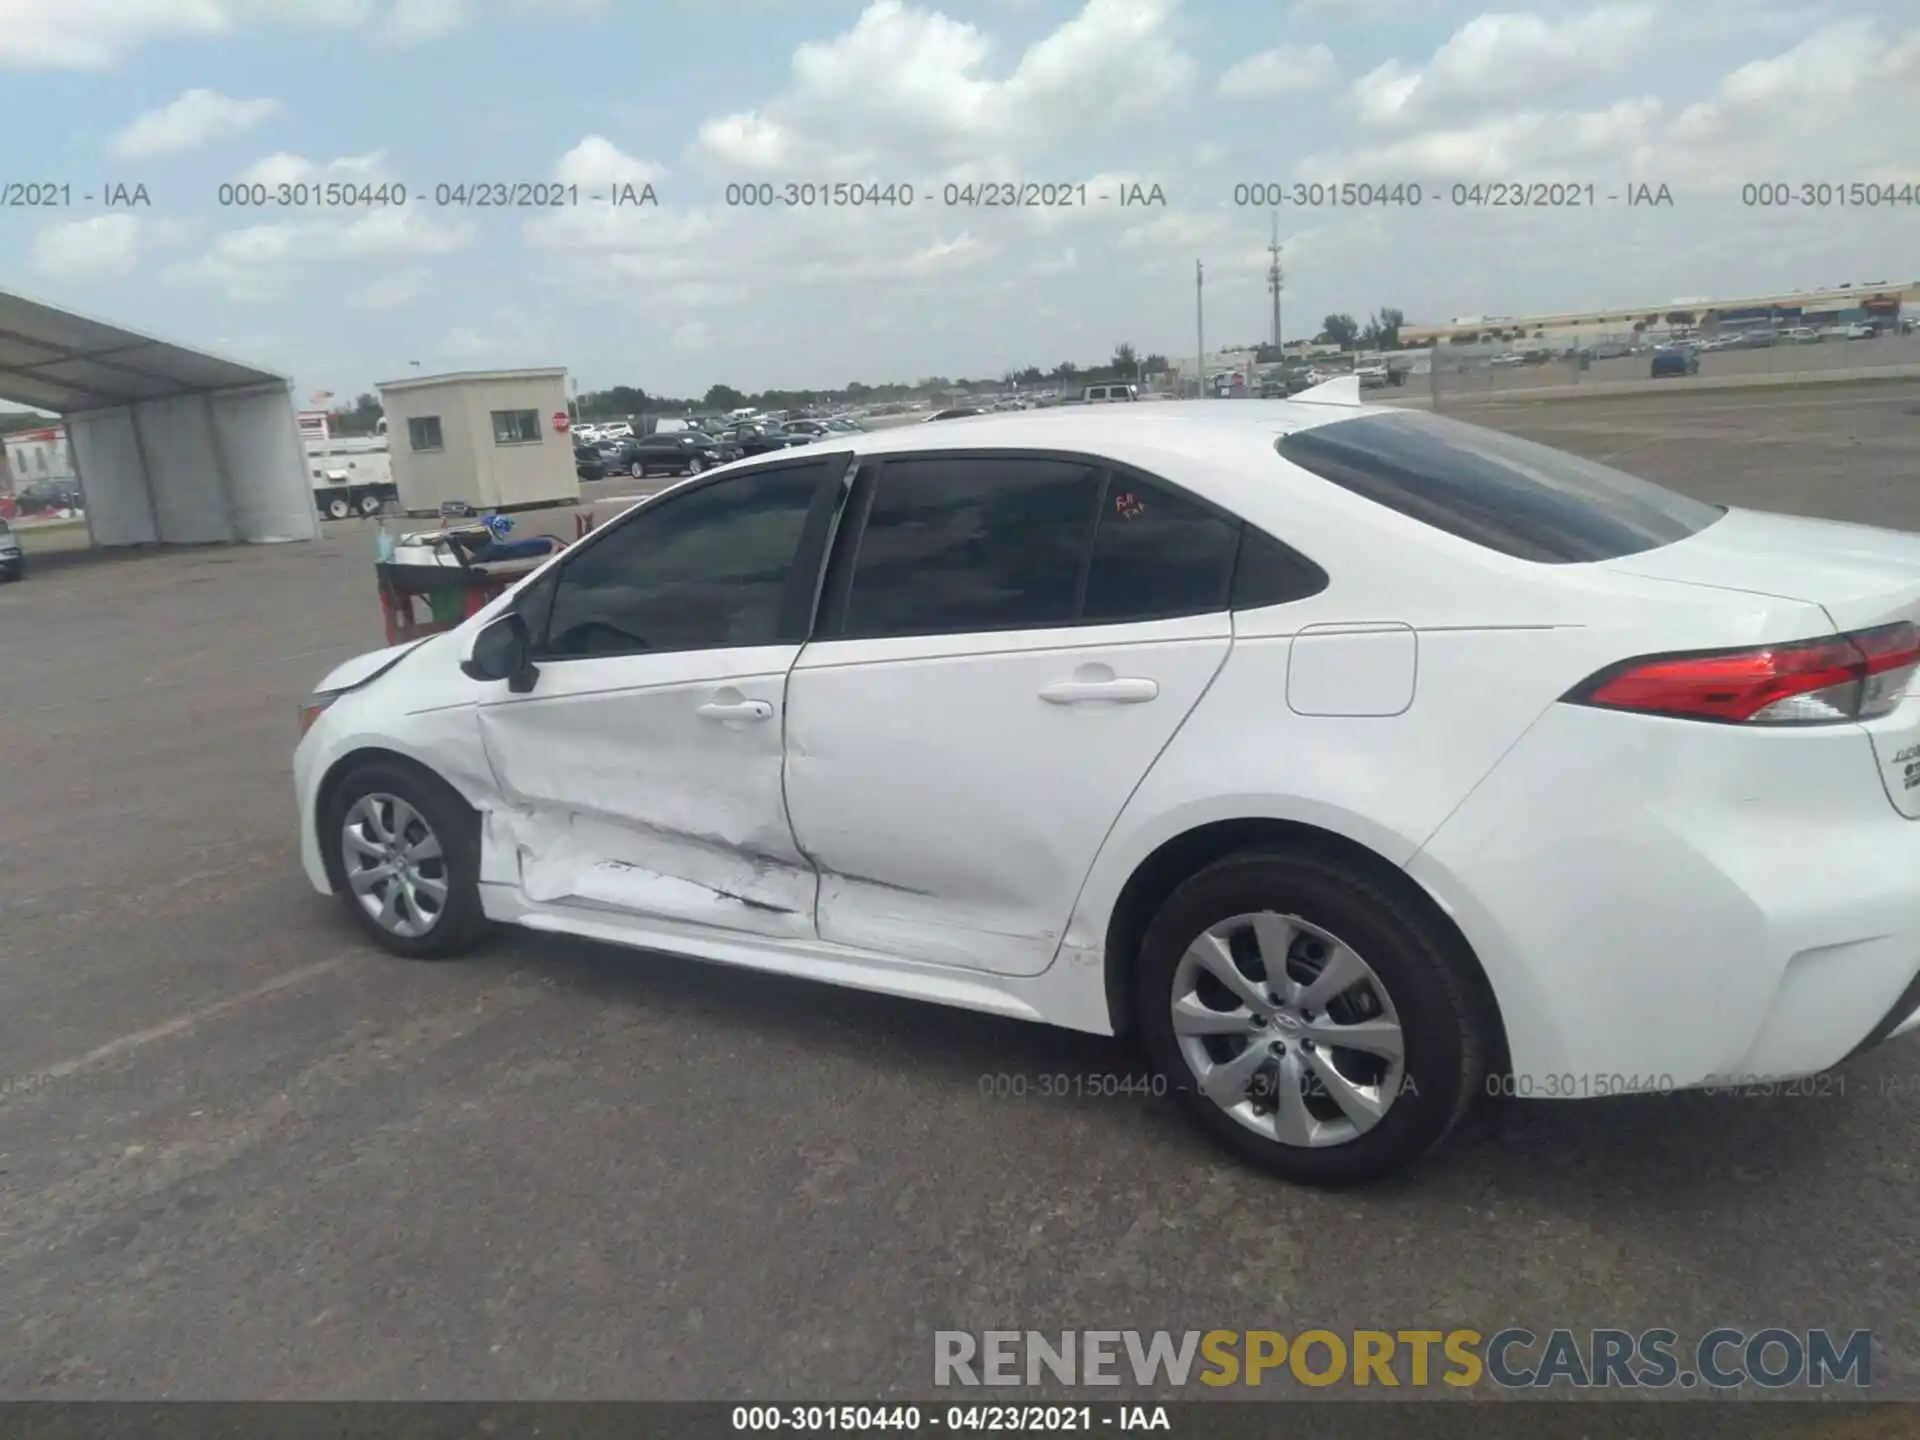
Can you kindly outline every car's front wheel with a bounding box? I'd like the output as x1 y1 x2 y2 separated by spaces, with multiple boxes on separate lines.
629 460 645 479
325 761 491 959
1136 848 1488 1186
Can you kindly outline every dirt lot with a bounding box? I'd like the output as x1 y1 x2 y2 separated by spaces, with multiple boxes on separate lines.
2 381 1918 1399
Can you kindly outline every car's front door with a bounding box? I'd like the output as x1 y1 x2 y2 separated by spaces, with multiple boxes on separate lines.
475 455 844 939
782 452 1241 976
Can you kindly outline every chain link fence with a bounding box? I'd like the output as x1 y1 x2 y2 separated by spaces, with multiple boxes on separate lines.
1430 326 1920 411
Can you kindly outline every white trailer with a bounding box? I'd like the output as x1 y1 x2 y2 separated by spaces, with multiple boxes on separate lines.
301 411 398 519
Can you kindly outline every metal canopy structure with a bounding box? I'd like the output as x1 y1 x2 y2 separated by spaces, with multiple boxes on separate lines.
0 287 317 545
0 289 285 412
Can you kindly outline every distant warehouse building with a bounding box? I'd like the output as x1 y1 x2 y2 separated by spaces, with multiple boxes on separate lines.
377 367 580 516
1402 281 1916 348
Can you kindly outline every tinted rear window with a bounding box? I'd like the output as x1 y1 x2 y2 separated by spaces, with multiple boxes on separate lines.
1275 410 1722 563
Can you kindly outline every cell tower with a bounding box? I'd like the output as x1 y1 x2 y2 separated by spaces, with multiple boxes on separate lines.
1267 211 1284 353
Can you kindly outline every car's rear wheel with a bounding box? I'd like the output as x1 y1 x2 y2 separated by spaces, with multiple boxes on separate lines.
1136 848 1487 1186
630 460 645 479
357 492 384 516
688 455 706 474
325 761 490 959
326 496 352 519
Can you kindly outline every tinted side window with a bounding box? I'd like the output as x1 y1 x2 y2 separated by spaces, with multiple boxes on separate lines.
1276 410 1722 563
1083 472 1238 622
539 464 824 658
1232 525 1329 609
843 456 1101 639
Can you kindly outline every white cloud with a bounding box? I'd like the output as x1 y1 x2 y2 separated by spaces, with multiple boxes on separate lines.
109 88 278 158
0 0 615 67
1218 44 1336 98
691 0 1195 175
1303 17 1920 192
235 150 390 186
332 207 471 259
385 0 467 46
0 0 226 69
671 321 714 351
0 0 390 69
1352 4 1658 128
553 136 668 186
166 206 471 300
28 214 196 280
29 214 145 279
346 268 433 310
1303 97 1665 183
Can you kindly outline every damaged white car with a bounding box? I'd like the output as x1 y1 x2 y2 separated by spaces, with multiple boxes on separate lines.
295 395 1920 1185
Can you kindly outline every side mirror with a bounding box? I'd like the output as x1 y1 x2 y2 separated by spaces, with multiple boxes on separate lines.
461 610 540 693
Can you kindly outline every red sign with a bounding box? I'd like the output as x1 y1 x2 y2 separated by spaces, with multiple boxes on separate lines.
552 411 571 433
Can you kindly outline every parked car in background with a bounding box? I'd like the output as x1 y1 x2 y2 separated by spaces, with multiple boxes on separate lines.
14 479 82 514
1082 383 1138 403
1356 364 1389 390
575 442 610 481
1650 346 1700 379
1783 327 1822 343
782 419 834 437
606 432 731 478
923 407 987 422
720 422 815 457
1843 322 1876 340
0 517 23 581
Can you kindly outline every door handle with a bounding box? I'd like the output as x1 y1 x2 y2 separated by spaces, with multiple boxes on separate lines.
1038 678 1159 705
696 699 774 721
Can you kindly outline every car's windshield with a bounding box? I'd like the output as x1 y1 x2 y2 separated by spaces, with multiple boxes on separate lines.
1277 409 1724 563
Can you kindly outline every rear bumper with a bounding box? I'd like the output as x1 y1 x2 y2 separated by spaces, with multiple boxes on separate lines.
1410 703 1920 1092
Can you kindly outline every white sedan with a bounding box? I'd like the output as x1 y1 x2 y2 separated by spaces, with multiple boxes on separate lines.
293 384 1920 1185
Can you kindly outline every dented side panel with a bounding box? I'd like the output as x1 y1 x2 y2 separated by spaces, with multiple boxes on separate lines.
475 644 817 939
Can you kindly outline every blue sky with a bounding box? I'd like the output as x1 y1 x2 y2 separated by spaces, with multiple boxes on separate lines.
2 0 1916 401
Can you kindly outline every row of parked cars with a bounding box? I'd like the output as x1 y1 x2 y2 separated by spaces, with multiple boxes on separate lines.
573 412 872 482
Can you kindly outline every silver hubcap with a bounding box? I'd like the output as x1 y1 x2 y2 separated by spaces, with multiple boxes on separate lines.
1171 911 1406 1148
341 792 448 938
690 457 704 472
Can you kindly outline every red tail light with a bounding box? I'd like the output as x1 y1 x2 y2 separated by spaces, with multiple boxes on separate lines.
1566 622 1920 725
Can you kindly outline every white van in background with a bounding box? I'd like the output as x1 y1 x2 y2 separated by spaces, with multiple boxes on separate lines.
1081 383 1138 403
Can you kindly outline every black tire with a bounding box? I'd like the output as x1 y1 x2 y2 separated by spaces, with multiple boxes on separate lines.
1135 847 1488 1187
630 460 645 479
325 496 352 519
357 492 384 516
323 760 492 960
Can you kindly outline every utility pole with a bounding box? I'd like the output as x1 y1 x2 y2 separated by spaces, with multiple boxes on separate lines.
1267 211 1284 357
1196 259 1206 399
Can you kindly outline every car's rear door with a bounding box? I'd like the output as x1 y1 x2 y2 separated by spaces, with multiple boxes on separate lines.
781 450 1239 977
